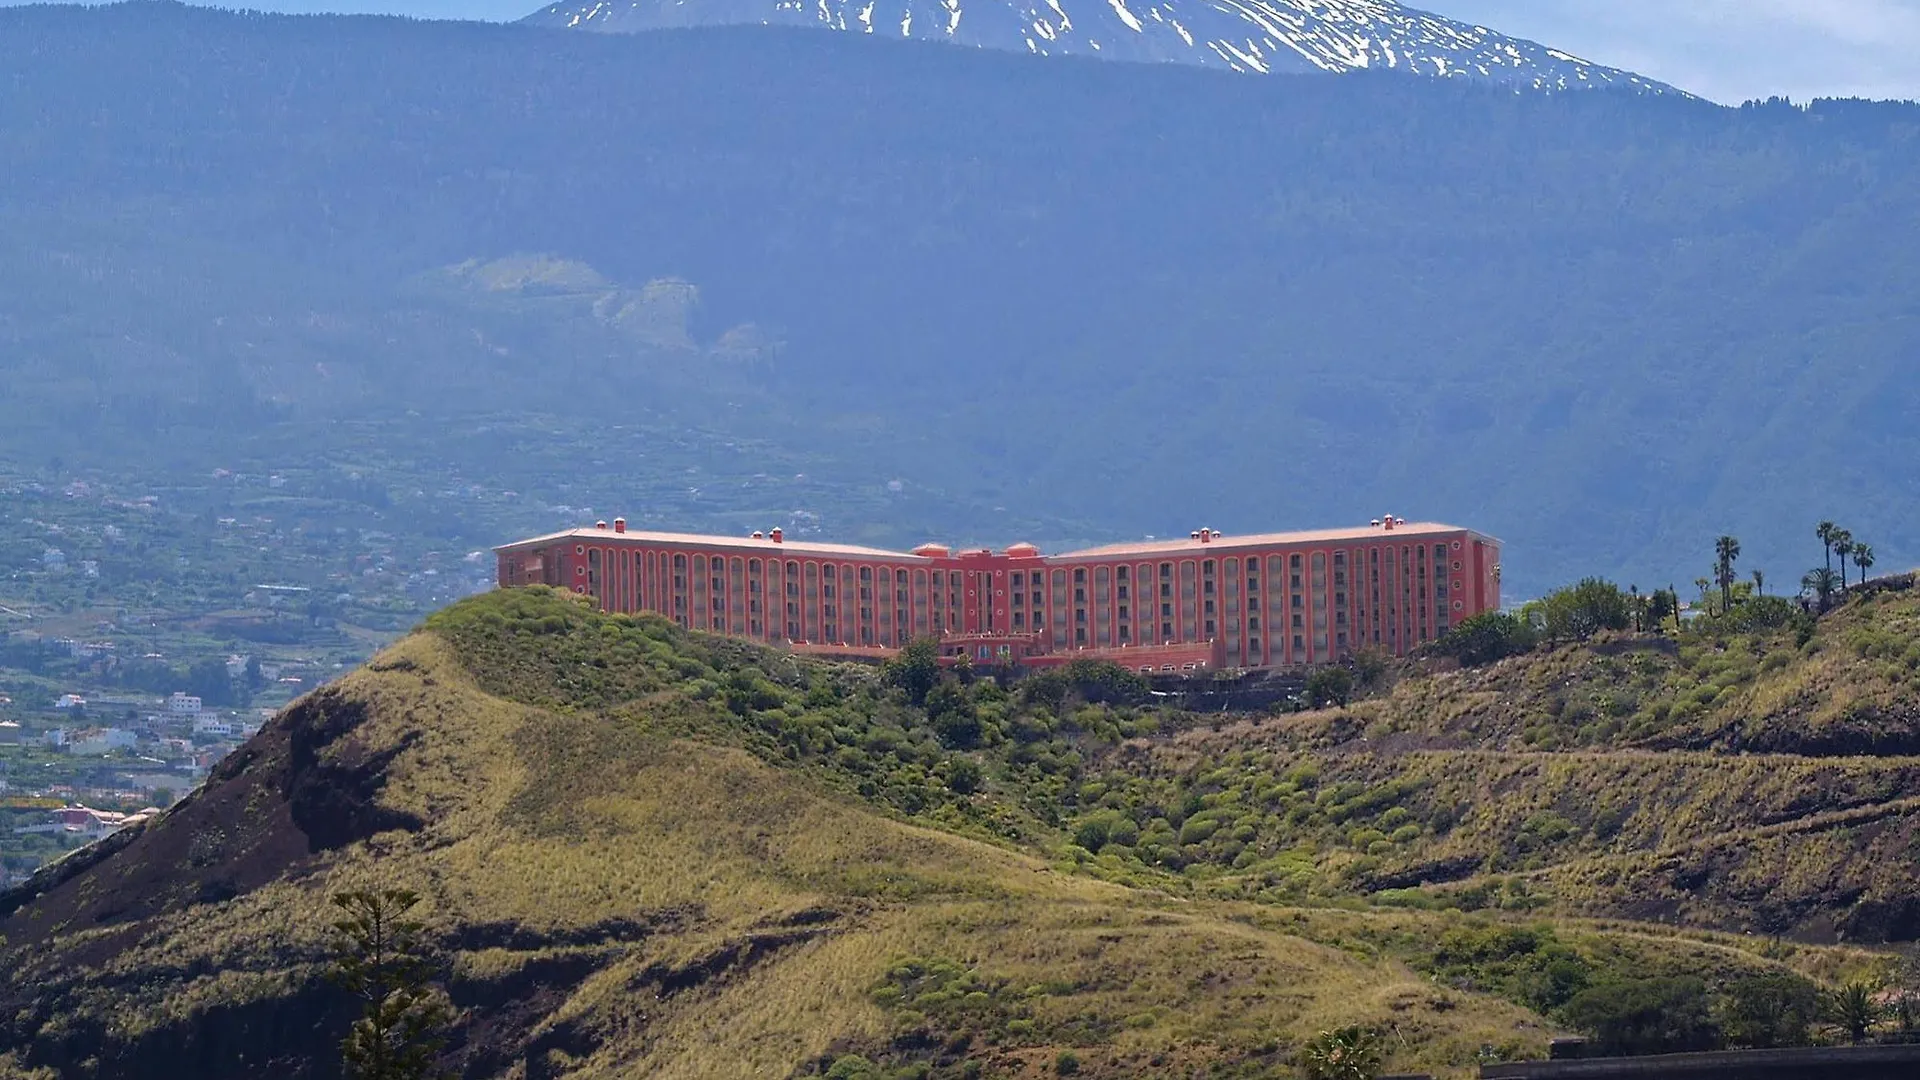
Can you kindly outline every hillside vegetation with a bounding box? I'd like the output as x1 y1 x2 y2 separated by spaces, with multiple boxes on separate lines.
4 585 1914 1077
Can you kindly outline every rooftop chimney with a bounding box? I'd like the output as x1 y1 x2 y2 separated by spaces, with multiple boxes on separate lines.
1190 531 1202 540
752 531 764 540
770 527 784 543
594 520 608 530
1199 528 1213 544
613 518 627 534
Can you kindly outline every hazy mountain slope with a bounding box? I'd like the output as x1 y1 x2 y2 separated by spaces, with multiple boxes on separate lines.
524 0 1674 90
3 6 1919 593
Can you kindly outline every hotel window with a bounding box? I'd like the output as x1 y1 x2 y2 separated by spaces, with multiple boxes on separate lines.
1293 634 1305 652
1119 626 1131 642
1162 621 1174 637
1204 599 1215 615
1032 591 1043 605
1248 616 1260 630
1012 572 1024 587
1013 612 1024 627
1076 628 1087 644
1205 620 1216 635
1162 602 1173 618
1117 584 1129 600
1117 566 1129 581
1074 587 1086 602
1119 605 1129 619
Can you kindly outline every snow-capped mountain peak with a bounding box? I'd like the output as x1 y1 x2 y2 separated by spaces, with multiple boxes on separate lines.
524 0 1677 93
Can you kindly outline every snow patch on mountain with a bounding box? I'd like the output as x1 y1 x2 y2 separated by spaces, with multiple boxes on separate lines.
524 0 1678 92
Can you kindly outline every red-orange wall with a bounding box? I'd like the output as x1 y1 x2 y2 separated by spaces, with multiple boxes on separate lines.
496 526 1500 670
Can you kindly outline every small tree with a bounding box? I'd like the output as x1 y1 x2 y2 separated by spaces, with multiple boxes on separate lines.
1801 568 1840 613
1854 543 1876 587
1751 569 1765 598
1646 588 1678 632
1714 535 1742 612
882 638 942 706
1306 666 1355 709
1720 973 1820 1049
1434 611 1536 667
329 889 455 1080
1561 977 1719 1057
1298 1026 1382 1080
1832 530 1855 589
925 680 983 748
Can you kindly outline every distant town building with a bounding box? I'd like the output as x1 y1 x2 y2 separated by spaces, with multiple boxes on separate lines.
68 728 137 756
54 693 87 710
12 805 159 843
496 516 1502 670
167 692 203 718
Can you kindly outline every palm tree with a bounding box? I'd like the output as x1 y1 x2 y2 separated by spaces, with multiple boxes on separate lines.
1803 568 1840 613
1629 584 1642 632
1826 980 1884 1044
1715 535 1742 611
1817 520 1838 576
1752 569 1766 598
1832 530 1855 589
1854 543 1875 586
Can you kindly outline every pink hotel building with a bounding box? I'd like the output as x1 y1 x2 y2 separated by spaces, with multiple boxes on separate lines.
495 517 1502 671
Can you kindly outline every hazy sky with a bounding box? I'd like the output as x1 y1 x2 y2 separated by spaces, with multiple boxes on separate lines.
1437 0 1920 103
11 0 1918 103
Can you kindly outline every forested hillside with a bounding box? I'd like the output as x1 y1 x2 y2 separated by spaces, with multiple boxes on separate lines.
2 5 1919 591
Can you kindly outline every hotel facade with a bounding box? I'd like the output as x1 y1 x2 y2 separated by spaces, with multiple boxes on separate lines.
495 517 1501 671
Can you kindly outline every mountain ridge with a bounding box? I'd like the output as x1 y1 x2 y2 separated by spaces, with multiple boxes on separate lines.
2 5 1918 595
523 0 1679 91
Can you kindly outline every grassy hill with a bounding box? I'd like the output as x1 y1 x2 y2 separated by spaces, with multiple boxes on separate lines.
3 586 1912 1077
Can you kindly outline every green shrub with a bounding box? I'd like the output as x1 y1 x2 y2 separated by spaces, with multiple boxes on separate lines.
1561 977 1719 1056
1298 1026 1382 1080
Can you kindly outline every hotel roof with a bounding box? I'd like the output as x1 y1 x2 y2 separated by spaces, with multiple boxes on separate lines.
497 520 1497 562
494 526 922 560
1053 522 1492 560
